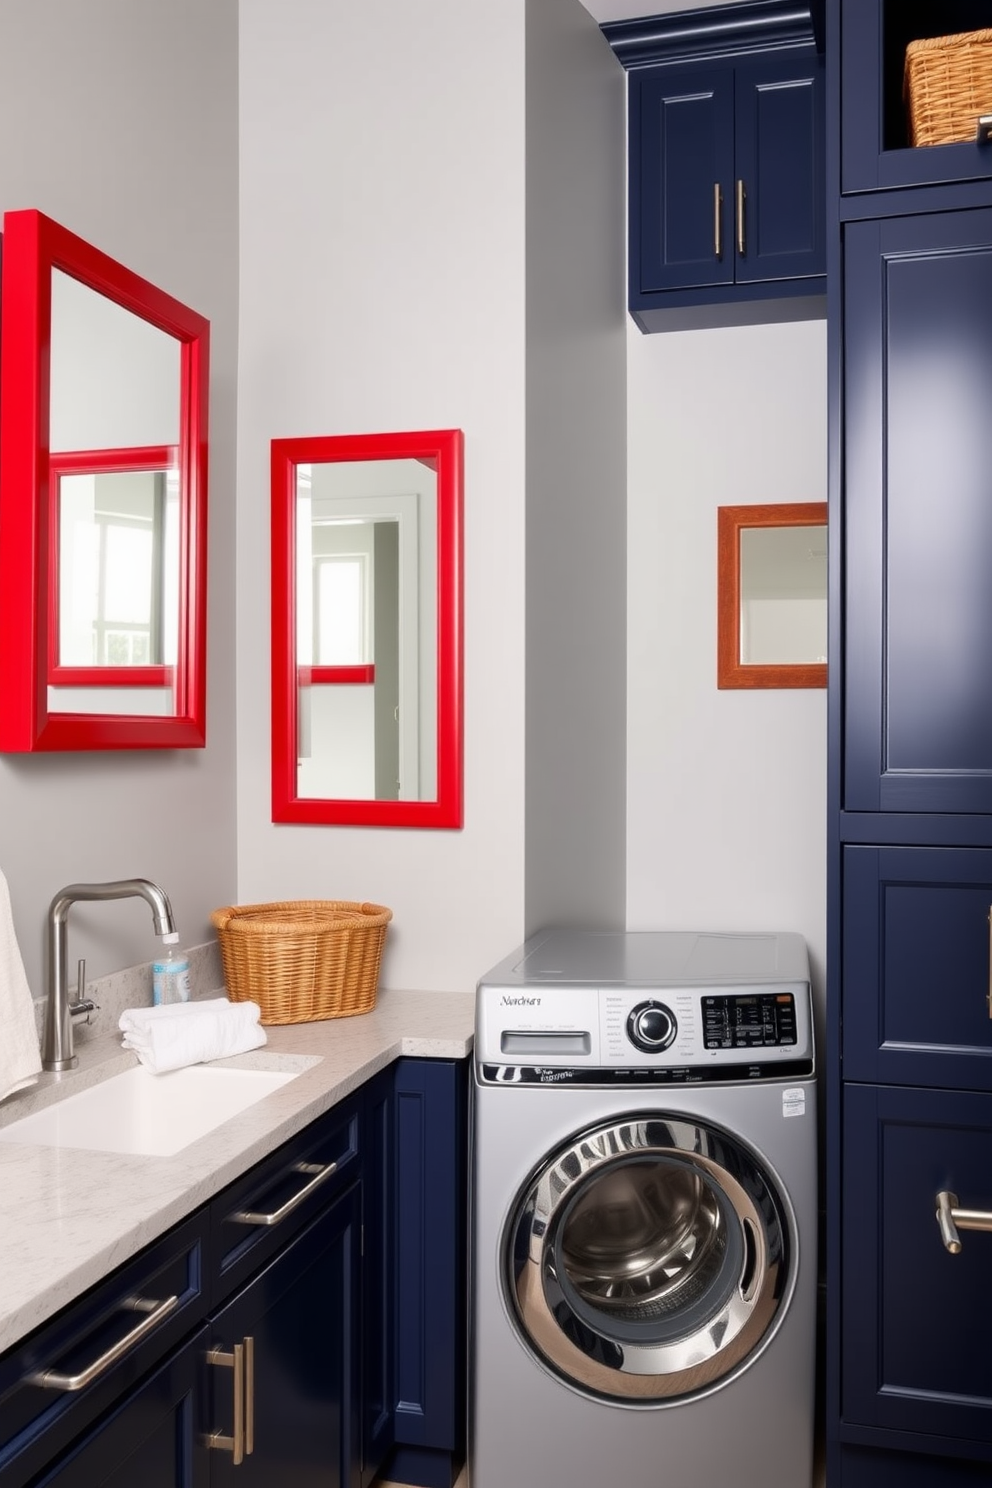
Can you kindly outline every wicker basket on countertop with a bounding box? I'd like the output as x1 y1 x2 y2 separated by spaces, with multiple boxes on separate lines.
210 900 392 1025
904 28 992 146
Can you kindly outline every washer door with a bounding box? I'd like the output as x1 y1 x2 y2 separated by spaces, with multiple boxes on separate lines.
504 1114 793 1403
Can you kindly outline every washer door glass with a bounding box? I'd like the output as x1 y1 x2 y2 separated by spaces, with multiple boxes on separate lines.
504 1116 792 1403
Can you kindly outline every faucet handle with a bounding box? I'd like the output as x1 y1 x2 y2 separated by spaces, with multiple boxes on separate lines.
69 959 97 1022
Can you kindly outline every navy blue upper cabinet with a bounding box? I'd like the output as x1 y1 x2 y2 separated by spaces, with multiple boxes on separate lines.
603 3 826 331
844 207 992 815
634 56 825 290
841 0 992 199
629 51 825 327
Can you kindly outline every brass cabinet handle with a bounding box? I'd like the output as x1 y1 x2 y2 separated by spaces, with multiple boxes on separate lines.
936 1190 992 1254
27 1294 179 1391
713 182 723 260
207 1342 246 1465
736 178 746 256
245 1334 255 1456
231 1159 338 1227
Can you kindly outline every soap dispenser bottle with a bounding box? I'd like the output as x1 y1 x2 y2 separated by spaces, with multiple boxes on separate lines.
152 934 192 1006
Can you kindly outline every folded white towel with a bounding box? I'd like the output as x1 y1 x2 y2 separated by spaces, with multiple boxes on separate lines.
0 867 41 1102
119 997 266 1074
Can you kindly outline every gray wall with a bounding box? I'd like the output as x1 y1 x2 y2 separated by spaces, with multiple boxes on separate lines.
0 0 239 994
524 0 628 933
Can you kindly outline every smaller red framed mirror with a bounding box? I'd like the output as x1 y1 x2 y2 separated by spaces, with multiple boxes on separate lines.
0 209 209 749
271 429 463 827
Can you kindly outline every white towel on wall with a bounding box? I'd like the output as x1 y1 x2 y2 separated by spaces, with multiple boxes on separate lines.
0 868 42 1102
119 997 266 1074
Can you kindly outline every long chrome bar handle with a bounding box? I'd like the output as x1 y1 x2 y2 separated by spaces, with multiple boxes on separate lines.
736 179 746 256
206 1342 245 1465
28 1295 179 1391
713 182 723 260
936 1190 992 1254
231 1160 337 1227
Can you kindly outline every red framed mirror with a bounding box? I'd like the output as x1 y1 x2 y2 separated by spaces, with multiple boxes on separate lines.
271 429 463 827
0 209 209 749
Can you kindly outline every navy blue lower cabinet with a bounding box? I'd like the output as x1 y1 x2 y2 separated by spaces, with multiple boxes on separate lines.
33 1328 208 1487
843 206 992 814
206 1183 362 1488
843 846 992 1089
841 1084 992 1458
380 1058 467 1488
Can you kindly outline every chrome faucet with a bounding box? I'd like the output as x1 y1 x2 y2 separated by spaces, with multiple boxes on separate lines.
42 879 177 1072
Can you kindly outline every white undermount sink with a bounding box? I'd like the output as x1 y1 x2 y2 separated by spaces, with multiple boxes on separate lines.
0 1063 301 1157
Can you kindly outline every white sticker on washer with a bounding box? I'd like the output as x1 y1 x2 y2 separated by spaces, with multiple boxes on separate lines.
782 1087 806 1118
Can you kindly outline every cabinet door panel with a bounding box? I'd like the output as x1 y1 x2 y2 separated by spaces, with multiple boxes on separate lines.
843 846 992 1088
844 209 992 812
632 66 734 293
735 53 825 283
208 1185 361 1488
842 1085 992 1450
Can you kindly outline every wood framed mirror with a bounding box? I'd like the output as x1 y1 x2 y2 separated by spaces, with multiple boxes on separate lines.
271 428 463 827
717 502 827 689
0 209 209 750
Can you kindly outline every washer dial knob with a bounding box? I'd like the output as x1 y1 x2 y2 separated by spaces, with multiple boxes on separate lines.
626 1000 677 1053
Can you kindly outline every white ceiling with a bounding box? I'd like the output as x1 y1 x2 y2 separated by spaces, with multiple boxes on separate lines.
579 0 744 23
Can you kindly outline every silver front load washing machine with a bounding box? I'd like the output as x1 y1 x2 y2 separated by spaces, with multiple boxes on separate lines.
470 929 817 1488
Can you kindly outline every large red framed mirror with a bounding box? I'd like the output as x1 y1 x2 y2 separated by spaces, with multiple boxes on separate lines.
271 429 463 827
0 209 209 749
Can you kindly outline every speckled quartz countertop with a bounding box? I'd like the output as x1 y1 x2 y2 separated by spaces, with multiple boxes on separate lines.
0 988 474 1355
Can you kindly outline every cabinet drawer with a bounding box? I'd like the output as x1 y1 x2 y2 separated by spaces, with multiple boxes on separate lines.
209 1093 361 1303
0 1212 208 1488
31 1326 207 1488
843 846 992 1088
842 1084 992 1453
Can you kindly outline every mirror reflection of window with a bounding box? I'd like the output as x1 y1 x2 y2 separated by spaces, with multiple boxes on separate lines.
58 469 177 668
739 524 827 666
56 466 180 671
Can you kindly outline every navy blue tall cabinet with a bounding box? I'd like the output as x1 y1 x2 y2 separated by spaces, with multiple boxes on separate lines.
827 3 992 1483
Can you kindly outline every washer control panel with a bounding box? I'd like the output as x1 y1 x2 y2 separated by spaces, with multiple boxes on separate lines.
475 980 813 1084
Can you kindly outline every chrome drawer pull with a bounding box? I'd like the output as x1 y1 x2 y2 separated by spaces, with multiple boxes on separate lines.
736 178 746 256
27 1293 179 1391
206 1342 245 1465
978 114 992 144
936 1190 992 1254
713 182 723 260
231 1159 337 1226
